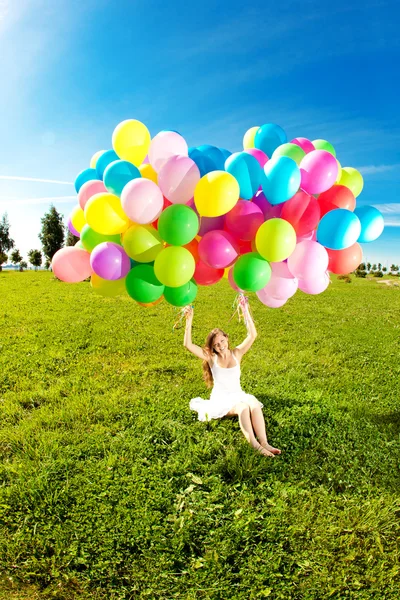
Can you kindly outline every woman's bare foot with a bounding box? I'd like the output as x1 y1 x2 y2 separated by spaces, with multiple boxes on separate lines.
254 444 275 458
262 443 281 455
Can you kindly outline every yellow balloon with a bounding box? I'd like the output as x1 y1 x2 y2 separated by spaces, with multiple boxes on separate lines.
223 268 229 279
70 205 86 233
122 224 163 263
90 150 106 169
84 193 130 235
335 160 342 184
339 167 364 197
243 126 259 150
139 163 158 184
91 273 127 297
194 171 240 217
112 119 151 166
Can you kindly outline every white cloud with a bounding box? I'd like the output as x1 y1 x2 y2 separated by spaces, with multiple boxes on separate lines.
0 195 76 207
0 175 73 184
358 164 400 175
372 203 400 214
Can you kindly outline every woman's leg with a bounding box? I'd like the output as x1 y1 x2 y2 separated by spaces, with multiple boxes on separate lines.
227 403 275 457
247 399 281 455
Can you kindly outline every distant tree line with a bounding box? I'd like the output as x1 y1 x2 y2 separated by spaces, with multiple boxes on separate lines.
354 262 399 278
0 205 66 271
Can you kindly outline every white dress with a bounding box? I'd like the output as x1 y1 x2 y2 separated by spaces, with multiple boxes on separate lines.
189 352 263 422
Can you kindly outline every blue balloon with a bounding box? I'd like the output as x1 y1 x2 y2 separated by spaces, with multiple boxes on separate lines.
96 149 119 180
220 148 232 161
261 156 300 205
354 206 384 243
189 148 216 177
197 145 225 170
103 160 141 196
317 209 361 250
254 123 287 156
74 168 98 193
225 152 262 200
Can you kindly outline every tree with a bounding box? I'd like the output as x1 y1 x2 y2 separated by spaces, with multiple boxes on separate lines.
383 266 387 272
372 264 377 272
65 227 79 247
10 249 23 271
378 262 382 272
28 249 42 270
20 260 28 271
359 262 366 271
367 262 371 272
0 213 15 271
0 251 8 270
39 205 65 262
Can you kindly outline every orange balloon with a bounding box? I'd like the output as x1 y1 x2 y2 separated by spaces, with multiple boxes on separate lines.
318 185 356 217
327 243 362 274
183 238 200 263
137 296 164 307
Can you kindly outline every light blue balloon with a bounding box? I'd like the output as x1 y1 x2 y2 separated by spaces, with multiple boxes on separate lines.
188 148 216 177
103 160 141 197
254 123 287 157
225 152 262 200
354 206 384 243
96 149 119 180
317 209 361 250
261 156 300 205
197 145 225 170
74 168 98 193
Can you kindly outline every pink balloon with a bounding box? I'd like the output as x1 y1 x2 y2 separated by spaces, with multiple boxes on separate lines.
198 230 239 269
298 272 330 295
271 261 293 278
52 247 92 283
290 137 315 153
158 155 200 204
300 150 339 195
280 190 320 236
225 200 264 241
121 178 164 224
262 272 298 299
244 148 269 167
78 180 108 210
148 131 188 173
252 190 282 220
297 230 316 242
256 288 288 308
287 240 329 280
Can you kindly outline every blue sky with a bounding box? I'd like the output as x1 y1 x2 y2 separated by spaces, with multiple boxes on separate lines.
0 0 399 266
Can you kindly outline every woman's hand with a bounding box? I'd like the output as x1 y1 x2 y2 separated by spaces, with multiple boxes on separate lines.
184 305 193 323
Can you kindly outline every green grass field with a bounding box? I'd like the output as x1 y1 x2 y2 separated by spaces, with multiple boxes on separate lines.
0 271 399 600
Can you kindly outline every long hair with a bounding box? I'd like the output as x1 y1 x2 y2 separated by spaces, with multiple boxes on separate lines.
202 328 229 388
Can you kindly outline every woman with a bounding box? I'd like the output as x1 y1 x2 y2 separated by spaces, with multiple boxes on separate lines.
183 302 281 458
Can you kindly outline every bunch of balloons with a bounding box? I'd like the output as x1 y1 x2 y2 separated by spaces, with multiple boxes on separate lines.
52 119 384 308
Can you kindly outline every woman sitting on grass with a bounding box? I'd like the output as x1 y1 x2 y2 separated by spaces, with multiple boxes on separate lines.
183 301 281 458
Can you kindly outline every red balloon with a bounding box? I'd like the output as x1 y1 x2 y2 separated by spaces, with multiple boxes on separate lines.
193 260 224 285
327 243 363 274
318 185 356 217
280 190 320 236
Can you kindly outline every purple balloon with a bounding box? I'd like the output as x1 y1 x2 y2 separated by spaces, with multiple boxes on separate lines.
68 216 80 238
90 242 130 280
253 190 282 220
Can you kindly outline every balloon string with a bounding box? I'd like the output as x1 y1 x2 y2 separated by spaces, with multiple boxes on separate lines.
228 293 253 325
172 305 193 331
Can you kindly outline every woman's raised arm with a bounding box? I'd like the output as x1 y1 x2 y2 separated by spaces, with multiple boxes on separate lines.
183 306 207 360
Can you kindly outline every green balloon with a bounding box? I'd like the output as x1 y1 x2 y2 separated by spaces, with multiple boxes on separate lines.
125 264 164 303
312 139 336 157
154 246 195 288
255 218 296 262
157 204 199 245
81 224 121 252
233 252 271 292
272 143 306 165
164 279 198 307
